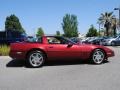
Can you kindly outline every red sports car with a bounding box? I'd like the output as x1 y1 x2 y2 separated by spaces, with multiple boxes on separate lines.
9 36 114 68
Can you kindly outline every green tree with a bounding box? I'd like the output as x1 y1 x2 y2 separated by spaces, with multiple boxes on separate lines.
56 31 60 36
5 14 25 33
62 14 78 38
36 27 44 37
98 12 115 36
86 25 98 37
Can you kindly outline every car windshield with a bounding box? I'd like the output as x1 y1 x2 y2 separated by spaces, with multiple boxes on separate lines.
63 37 77 44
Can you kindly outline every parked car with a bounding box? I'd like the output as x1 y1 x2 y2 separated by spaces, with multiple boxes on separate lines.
0 30 27 44
70 37 81 44
9 36 114 68
81 37 91 44
82 37 97 44
102 36 120 46
109 36 120 46
87 37 110 45
87 37 103 45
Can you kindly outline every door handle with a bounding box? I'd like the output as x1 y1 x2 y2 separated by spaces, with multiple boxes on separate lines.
49 46 53 48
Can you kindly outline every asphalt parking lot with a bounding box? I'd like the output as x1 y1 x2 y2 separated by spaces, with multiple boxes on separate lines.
0 46 120 90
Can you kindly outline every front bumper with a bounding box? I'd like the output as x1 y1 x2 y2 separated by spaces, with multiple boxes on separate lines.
106 50 115 57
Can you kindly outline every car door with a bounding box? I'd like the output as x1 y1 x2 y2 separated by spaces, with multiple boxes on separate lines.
46 44 83 60
46 36 83 60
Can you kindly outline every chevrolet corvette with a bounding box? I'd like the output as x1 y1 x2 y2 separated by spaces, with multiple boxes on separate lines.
9 36 114 68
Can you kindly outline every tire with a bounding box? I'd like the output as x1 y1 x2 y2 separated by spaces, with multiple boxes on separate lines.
27 50 45 68
91 49 105 65
111 41 115 46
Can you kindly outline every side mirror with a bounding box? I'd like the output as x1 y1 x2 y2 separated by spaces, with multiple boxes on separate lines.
67 43 73 47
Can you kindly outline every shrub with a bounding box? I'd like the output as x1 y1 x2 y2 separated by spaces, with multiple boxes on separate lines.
0 45 10 56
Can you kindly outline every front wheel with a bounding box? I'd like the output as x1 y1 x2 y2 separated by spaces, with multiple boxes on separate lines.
91 49 105 64
27 50 45 68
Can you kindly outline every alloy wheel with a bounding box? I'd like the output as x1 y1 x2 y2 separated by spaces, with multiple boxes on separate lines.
92 49 105 64
28 51 44 67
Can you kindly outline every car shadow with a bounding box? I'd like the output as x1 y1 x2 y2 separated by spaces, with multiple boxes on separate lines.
6 59 26 67
45 60 109 66
6 59 109 68
44 60 88 67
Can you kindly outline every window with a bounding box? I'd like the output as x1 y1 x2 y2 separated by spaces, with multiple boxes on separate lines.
26 37 42 43
47 36 73 44
37 37 42 43
47 37 61 44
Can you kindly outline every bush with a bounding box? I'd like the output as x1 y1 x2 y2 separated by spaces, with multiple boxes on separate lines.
0 45 10 56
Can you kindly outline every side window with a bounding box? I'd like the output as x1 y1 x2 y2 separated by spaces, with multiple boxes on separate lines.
36 37 42 43
47 37 61 44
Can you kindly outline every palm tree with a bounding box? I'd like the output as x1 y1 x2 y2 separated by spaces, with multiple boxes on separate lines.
111 18 117 36
98 12 115 36
111 18 119 36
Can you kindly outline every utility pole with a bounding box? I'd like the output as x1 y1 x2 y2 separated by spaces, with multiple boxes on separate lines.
114 6 120 31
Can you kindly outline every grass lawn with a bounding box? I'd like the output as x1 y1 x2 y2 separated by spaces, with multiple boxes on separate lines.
0 45 10 56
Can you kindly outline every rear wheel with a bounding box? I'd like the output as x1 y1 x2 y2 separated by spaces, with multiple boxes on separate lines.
27 50 45 68
91 49 105 64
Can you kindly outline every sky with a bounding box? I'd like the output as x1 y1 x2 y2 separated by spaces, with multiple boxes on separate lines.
0 0 120 36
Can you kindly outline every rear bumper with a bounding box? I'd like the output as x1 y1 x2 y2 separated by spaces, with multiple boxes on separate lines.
9 51 26 60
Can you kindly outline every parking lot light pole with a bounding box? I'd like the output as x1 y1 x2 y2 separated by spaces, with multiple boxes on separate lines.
114 6 120 31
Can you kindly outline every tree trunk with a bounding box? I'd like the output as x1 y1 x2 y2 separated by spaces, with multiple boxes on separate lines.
106 27 109 36
113 25 116 37
113 29 116 36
